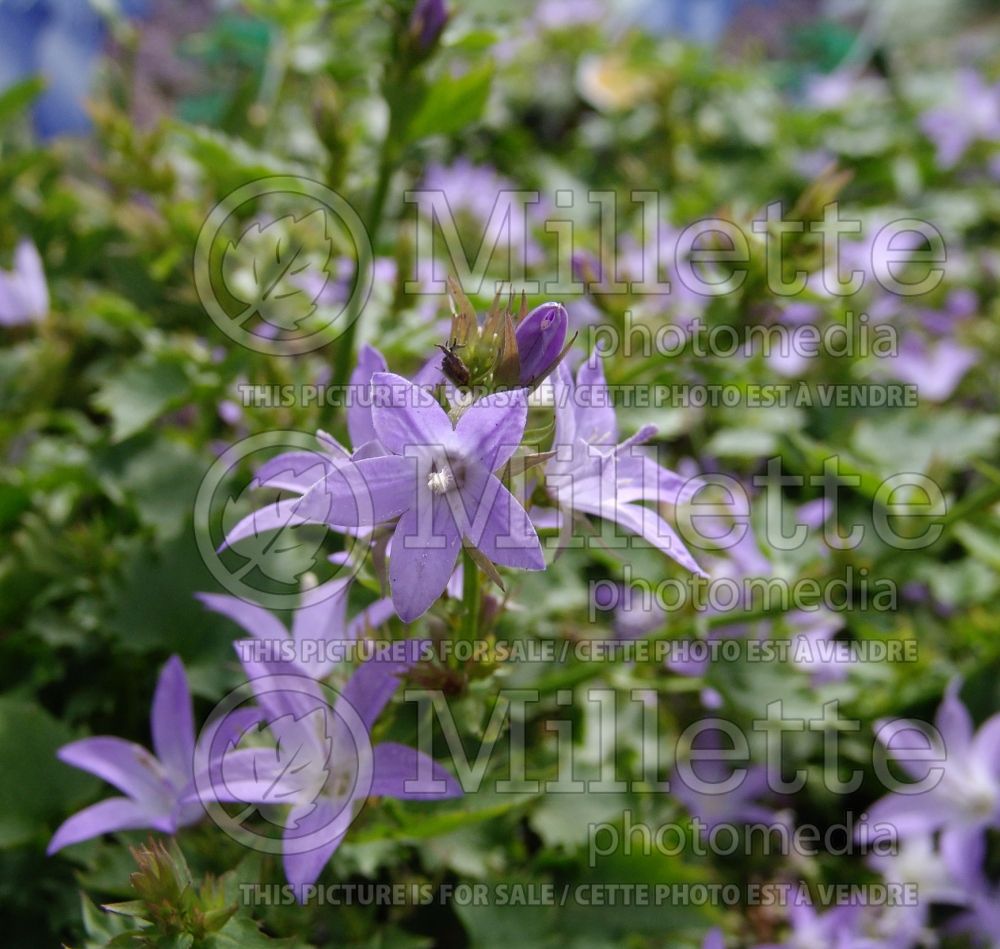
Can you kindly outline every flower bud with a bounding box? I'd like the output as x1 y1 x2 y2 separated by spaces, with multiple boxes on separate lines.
515 302 569 386
410 0 449 54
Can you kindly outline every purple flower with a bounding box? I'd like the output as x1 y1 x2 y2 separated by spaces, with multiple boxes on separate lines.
863 680 1000 849
234 642 460 898
544 349 704 576
920 69 1000 169
197 575 394 679
670 727 784 833
410 0 449 53
757 904 868 949
515 302 569 387
292 373 544 621
883 333 977 402
702 929 725 949
47 656 203 853
0 240 48 325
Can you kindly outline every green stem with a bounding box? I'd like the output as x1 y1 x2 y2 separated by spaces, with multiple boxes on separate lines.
331 138 395 386
461 549 481 642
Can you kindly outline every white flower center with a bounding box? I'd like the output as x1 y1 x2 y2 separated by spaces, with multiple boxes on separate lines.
427 467 454 495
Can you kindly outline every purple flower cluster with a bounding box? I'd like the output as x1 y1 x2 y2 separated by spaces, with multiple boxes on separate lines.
48 290 703 898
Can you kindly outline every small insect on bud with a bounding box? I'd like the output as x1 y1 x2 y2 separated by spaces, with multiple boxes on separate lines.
436 338 472 387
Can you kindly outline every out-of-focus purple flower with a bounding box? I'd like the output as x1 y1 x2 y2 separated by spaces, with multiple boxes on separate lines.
235 642 461 898
515 302 569 387
545 349 704 577
409 0 449 53
197 574 394 680
48 657 203 852
420 160 546 267
533 0 605 31
863 680 1000 851
288 374 544 621
757 904 867 949
702 928 725 949
0 0 148 138
884 333 977 402
592 581 666 640
670 726 785 832
920 69 1000 169
217 399 244 427
0 240 49 325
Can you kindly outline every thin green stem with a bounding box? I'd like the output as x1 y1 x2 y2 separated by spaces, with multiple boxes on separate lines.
461 549 481 642
331 139 395 386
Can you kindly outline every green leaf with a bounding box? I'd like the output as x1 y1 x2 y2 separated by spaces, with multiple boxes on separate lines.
92 357 191 443
0 697 97 849
407 63 494 142
0 76 45 126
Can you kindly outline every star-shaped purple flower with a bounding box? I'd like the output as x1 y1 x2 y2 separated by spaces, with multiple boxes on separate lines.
293 373 545 621
231 641 461 899
863 680 1000 851
545 348 704 577
47 656 203 853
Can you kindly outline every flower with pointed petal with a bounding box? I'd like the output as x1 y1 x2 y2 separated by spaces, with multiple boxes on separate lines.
862 680 1000 851
293 373 544 621
233 640 461 899
0 240 48 326
47 656 202 853
545 348 704 577
197 573 394 680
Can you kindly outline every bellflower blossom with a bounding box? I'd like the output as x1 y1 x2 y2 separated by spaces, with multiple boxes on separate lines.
863 680 1000 852
233 642 461 898
47 656 267 853
222 344 390 549
544 348 704 577
920 69 1000 169
0 240 49 325
757 904 868 949
292 374 544 621
197 573 394 680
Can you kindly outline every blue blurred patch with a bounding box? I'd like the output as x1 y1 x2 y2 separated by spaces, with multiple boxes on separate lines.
0 0 148 137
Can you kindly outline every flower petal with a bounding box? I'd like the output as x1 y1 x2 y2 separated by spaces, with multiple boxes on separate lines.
254 450 344 494
151 656 196 788
47 797 164 854
371 742 462 799
197 592 290 642
936 678 973 757
388 496 462 622
283 799 354 900
371 372 453 455
347 344 388 449
454 388 528 471
588 500 705 577
298 455 417 528
57 737 172 806
575 349 617 445
336 640 430 733
457 466 544 569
